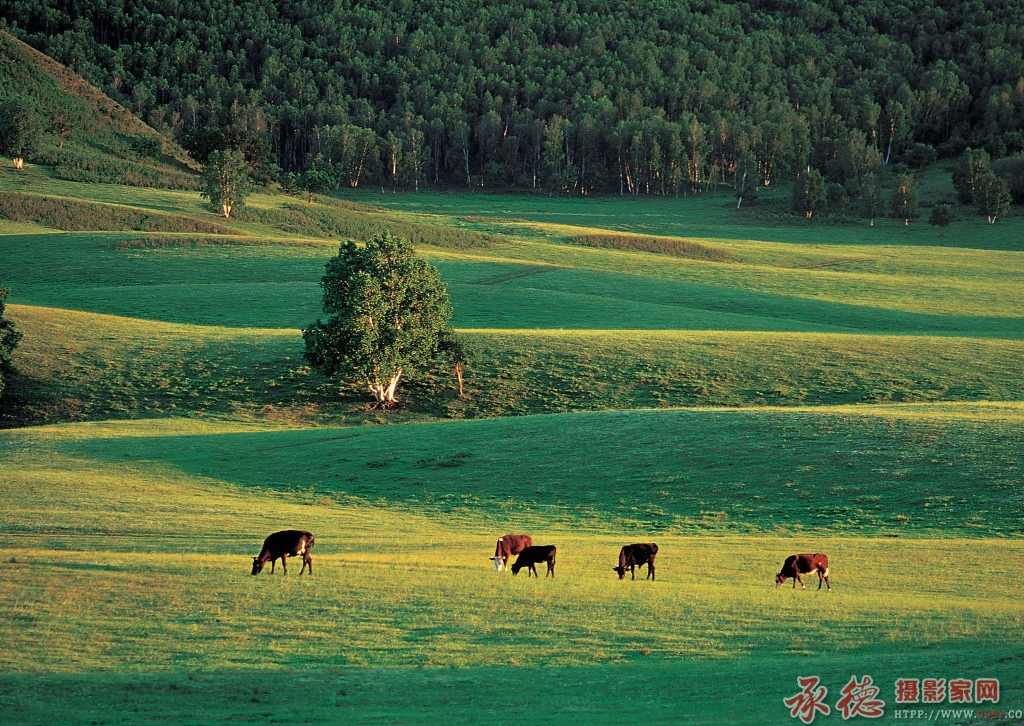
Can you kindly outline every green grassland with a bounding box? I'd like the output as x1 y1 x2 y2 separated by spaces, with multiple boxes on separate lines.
0 413 1022 722
2 154 1023 723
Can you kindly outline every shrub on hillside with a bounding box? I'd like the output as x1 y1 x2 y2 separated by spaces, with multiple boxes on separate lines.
113 235 277 249
566 234 735 262
0 287 22 401
0 192 232 233
128 135 162 160
53 150 198 189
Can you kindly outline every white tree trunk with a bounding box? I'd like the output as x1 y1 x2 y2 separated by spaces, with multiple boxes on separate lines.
369 369 403 406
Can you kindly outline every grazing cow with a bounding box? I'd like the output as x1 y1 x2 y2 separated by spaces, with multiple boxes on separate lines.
775 553 830 590
510 545 556 577
493 534 533 572
251 530 314 576
613 543 658 580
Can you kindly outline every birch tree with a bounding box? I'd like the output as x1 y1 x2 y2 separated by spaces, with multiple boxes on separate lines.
303 232 462 407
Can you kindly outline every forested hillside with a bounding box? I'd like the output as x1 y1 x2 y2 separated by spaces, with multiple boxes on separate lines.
1 0 1023 193
0 31 196 186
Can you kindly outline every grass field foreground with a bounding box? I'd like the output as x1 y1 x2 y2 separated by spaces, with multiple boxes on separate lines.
1 414 1022 722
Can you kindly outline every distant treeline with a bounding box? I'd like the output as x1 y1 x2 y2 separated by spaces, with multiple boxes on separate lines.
1 0 1023 193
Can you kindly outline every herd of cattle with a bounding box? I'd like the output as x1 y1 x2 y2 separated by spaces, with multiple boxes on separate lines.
251 530 832 589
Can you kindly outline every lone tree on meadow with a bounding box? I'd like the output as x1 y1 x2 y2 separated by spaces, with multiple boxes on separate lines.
0 287 23 401
973 170 1012 223
301 153 337 203
890 173 918 226
859 172 883 226
928 203 954 236
200 148 253 219
791 169 826 218
0 98 42 171
303 232 466 407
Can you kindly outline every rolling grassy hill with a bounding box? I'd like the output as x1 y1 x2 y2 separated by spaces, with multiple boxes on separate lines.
2 77 1023 721
0 30 196 187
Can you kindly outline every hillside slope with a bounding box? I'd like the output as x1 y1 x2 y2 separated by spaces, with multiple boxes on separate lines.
0 30 196 187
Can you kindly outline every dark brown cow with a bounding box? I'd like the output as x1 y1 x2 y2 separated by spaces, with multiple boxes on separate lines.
493 534 533 572
775 553 830 590
613 543 658 580
510 545 556 577
251 530 314 576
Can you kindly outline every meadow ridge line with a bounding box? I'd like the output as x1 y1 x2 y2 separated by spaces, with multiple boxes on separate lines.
469 265 556 285
257 433 363 450
790 257 873 269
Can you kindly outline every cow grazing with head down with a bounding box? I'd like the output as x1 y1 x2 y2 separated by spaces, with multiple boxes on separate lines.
510 545 556 577
613 543 658 580
493 534 532 572
775 553 830 590
251 530 314 576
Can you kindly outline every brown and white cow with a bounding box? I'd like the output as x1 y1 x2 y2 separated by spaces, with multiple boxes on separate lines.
510 545 556 578
251 530 314 576
613 543 658 580
775 553 830 590
492 534 532 572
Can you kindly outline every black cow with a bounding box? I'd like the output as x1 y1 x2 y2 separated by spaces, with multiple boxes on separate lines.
251 530 315 575
613 543 658 580
775 553 830 590
493 534 533 572
510 545 556 577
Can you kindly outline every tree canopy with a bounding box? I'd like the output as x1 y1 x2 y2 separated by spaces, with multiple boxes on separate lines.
0 97 42 169
200 149 253 219
2 1 1023 193
0 287 22 401
303 232 462 407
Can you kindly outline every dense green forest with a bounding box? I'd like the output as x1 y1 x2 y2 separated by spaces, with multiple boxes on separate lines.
1 0 1023 193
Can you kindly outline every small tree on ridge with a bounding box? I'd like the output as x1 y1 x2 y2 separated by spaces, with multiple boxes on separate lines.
200 149 253 219
0 98 42 171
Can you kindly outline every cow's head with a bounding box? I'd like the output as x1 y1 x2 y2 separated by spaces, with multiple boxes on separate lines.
251 557 265 575
491 556 504 572
775 572 786 588
510 562 522 576
613 565 626 579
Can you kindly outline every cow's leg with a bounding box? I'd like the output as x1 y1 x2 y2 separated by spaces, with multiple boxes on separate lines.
530 563 538 578
817 570 823 590
546 559 554 578
823 569 830 590
299 554 310 576
648 562 655 581
281 555 288 575
796 572 805 589
270 557 276 574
